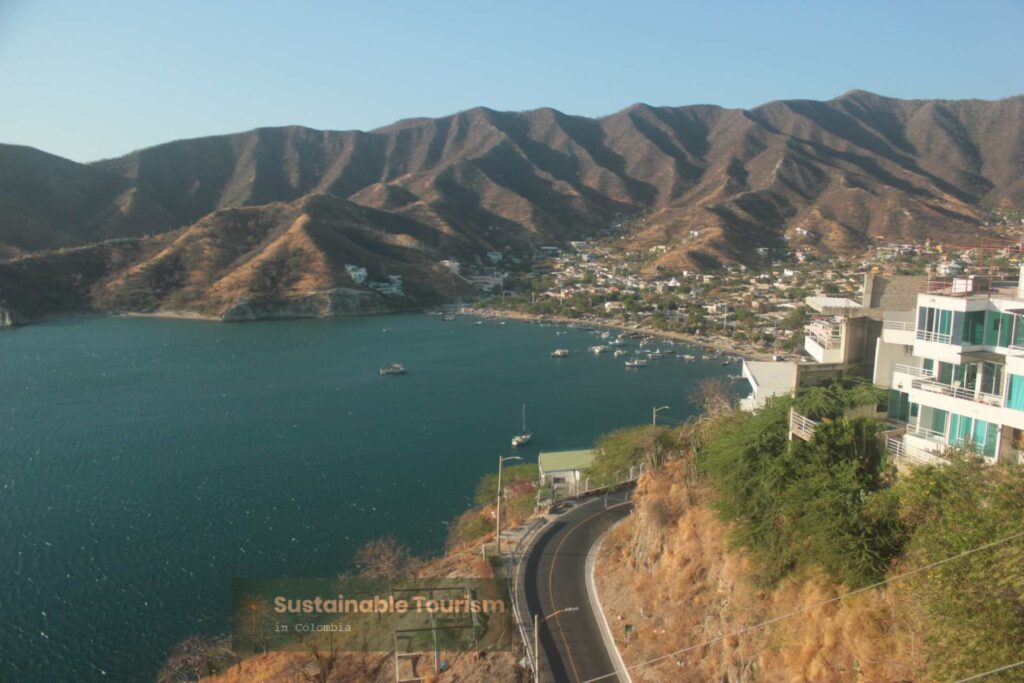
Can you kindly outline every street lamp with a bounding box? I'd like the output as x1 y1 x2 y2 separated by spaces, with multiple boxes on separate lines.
652 405 670 426
534 607 579 683
495 455 522 555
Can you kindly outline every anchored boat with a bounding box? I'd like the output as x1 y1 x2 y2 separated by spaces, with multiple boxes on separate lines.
380 362 406 375
511 404 532 447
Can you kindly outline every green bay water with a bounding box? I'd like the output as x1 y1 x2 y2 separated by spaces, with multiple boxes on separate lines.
0 314 736 681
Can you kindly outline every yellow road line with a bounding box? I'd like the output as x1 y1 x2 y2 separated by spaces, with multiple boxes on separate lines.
545 497 631 683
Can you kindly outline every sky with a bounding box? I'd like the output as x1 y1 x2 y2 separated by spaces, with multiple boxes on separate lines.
1 0 1022 163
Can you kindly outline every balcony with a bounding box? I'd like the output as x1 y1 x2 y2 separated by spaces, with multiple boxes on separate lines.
892 363 933 378
886 436 950 467
804 320 844 364
910 377 1005 408
881 312 916 345
925 277 1019 299
915 329 952 344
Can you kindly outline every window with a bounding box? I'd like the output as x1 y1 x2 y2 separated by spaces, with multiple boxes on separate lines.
948 414 998 457
1008 374 1024 411
1014 315 1024 348
887 390 911 422
963 310 986 345
919 306 954 342
984 311 1002 346
999 313 1014 347
980 362 1004 397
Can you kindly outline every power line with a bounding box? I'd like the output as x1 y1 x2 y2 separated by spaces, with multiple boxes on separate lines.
581 528 1024 683
955 659 1024 682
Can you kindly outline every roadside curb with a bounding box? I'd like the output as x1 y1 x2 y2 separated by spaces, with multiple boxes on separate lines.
586 516 633 683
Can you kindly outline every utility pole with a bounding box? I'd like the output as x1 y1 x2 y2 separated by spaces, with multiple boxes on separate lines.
652 405 670 426
534 607 579 683
495 455 522 556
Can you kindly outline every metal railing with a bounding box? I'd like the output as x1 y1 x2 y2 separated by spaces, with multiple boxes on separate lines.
926 278 1020 298
916 329 953 344
907 423 946 441
893 364 934 378
789 408 819 441
911 377 1005 407
883 320 915 331
886 436 950 467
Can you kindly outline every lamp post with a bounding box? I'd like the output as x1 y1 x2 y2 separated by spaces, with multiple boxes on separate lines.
496 455 522 555
534 607 579 683
652 404 670 426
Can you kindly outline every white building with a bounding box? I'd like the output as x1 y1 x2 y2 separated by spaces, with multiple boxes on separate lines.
344 264 368 285
880 270 1024 465
439 259 461 275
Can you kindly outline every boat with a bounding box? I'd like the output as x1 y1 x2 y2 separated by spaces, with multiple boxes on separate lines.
551 349 570 357
380 362 406 375
613 349 627 357
496 321 507 326
625 357 649 368
600 331 611 339
682 354 697 362
608 338 625 347
474 320 484 325
662 347 676 354
511 404 532 447
441 314 455 321
382 328 393 333
647 349 664 359
589 345 609 354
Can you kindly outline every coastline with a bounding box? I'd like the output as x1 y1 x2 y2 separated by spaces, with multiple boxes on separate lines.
471 307 786 362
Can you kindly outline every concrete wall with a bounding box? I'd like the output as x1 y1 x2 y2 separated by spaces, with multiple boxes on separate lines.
863 274 928 312
873 339 916 388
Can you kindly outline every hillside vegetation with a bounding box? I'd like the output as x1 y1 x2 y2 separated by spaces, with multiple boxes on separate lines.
595 382 1024 682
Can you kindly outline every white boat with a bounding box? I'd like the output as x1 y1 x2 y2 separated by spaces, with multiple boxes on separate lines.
613 349 627 357
511 404 532 447
608 338 625 347
380 362 406 375
589 345 609 354
647 349 664 359
625 357 649 368
682 354 697 362
551 349 570 357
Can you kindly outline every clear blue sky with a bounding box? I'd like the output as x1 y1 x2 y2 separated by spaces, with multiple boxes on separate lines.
2 0 1022 162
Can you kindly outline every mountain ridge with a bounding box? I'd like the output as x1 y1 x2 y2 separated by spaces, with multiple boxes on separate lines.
1 91 1022 323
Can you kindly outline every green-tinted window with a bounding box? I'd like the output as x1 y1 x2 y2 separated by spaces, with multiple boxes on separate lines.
1009 374 1024 411
984 311 1001 346
887 390 910 422
1014 315 1024 348
999 313 1014 347
963 310 986 344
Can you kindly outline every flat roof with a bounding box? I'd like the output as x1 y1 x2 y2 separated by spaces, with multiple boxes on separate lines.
538 449 596 473
742 360 797 395
805 296 862 314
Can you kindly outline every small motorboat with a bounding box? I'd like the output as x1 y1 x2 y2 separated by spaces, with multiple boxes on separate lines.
551 349 570 358
380 362 406 375
625 357 649 368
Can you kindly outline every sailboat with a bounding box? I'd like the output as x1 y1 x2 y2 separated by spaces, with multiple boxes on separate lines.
511 404 532 447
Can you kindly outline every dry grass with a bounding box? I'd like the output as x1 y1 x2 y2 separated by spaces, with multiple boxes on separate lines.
596 459 929 683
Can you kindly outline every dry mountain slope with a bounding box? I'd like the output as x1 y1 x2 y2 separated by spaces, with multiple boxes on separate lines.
1 91 1022 322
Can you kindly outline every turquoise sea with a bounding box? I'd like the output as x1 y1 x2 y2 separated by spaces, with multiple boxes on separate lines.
0 314 737 681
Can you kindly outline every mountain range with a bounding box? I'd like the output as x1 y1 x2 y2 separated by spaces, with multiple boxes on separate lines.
1 90 1022 324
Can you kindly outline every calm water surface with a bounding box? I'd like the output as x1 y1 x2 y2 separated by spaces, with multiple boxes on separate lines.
0 314 736 681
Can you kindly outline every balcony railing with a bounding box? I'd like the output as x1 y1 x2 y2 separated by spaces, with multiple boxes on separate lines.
806 331 842 350
910 377 1005 408
886 436 950 467
907 423 946 441
789 408 819 441
893 364 934 378
883 320 915 331
916 329 952 344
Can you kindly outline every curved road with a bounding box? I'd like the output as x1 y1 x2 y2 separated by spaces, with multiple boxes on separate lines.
520 489 633 683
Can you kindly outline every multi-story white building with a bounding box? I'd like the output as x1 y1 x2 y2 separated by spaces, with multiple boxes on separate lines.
878 271 1024 465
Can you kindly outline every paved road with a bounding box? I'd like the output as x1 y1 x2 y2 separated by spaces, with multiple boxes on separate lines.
520 489 633 683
